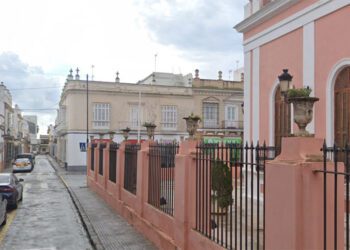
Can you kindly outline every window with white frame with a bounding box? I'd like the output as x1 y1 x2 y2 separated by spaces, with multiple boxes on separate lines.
93 103 110 128
203 103 219 128
161 105 177 129
130 105 142 128
225 104 238 128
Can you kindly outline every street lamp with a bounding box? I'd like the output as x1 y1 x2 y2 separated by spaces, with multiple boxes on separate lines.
278 69 293 96
86 74 89 147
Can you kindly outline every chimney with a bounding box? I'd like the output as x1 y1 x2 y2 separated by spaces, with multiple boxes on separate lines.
67 69 73 80
195 69 199 79
75 68 80 80
115 71 120 83
218 71 222 80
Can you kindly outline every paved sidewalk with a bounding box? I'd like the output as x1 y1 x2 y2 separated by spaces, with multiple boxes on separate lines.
47 156 156 250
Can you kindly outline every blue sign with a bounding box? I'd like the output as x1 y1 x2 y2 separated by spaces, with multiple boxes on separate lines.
79 142 86 152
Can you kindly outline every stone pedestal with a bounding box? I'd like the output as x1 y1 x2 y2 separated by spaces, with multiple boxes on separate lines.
265 137 344 250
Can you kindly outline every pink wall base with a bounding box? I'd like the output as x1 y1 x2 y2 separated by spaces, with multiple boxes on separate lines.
266 137 344 250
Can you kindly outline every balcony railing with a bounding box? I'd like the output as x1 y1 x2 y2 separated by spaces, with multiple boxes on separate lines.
202 120 243 130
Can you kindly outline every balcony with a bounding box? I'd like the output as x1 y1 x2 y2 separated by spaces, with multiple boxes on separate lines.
202 120 243 130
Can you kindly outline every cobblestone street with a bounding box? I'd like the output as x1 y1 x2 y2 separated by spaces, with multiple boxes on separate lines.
0 155 92 250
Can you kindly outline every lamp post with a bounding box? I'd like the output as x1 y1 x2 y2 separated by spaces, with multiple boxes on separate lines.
277 69 293 150
86 74 89 147
278 69 293 98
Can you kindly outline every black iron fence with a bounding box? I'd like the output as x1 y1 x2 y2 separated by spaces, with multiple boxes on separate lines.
90 143 97 171
99 143 106 175
109 143 119 183
124 144 141 194
195 142 271 250
319 143 350 250
148 142 179 216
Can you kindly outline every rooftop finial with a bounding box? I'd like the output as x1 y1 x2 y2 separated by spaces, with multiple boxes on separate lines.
75 68 80 80
115 71 120 83
218 70 223 80
195 69 199 79
67 68 74 80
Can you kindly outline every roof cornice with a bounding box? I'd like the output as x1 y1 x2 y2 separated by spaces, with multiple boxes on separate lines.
234 0 299 33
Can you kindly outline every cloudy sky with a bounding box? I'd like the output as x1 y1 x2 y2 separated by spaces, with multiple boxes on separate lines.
0 0 246 135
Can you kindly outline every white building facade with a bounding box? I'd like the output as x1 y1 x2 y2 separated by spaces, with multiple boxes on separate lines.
54 69 244 170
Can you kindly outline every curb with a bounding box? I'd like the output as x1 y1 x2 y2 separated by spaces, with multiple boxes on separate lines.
46 156 105 250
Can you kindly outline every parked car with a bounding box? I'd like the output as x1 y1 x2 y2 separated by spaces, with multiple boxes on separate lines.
0 173 23 209
17 153 35 166
13 153 35 172
0 195 7 226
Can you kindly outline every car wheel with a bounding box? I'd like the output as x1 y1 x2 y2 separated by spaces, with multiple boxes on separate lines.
13 199 18 209
1 214 6 226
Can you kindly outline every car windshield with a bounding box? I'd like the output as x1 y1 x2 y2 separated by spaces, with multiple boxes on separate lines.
17 155 31 159
15 158 30 163
0 175 10 184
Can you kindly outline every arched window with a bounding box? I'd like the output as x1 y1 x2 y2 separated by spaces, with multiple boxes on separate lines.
334 66 350 147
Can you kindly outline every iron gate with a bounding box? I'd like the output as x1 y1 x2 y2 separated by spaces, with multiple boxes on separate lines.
195 142 273 250
319 142 350 250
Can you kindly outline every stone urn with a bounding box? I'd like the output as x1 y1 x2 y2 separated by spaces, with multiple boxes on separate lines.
121 127 131 141
288 97 319 136
183 115 201 139
108 131 115 141
143 123 156 140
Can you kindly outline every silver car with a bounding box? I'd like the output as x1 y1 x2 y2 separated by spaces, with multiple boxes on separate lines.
0 195 7 226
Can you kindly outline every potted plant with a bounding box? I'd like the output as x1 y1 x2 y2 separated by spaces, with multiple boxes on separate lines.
121 127 131 141
211 160 233 214
183 113 201 139
143 122 156 140
286 87 319 137
108 131 115 141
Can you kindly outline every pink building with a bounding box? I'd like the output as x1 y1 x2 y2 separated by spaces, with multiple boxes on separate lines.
235 0 350 152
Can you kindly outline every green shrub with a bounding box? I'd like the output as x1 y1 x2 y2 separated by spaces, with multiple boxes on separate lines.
287 87 312 98
211 160 233 208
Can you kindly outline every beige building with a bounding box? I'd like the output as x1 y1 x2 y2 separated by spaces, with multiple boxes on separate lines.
54 69 243 170
0 83 31 171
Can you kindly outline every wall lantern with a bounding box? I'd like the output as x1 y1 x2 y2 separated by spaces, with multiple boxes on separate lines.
278 69 293 96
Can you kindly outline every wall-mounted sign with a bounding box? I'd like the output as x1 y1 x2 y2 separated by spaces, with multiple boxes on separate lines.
79 142 86 152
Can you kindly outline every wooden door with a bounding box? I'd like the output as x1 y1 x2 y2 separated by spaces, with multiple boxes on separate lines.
334 67 350 148
274 86 291 156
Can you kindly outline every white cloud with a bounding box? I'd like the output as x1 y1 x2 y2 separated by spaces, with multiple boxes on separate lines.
0 0 246 133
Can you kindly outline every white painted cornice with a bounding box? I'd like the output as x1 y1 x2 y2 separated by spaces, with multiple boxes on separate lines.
234 0 299 33
243 0 348 52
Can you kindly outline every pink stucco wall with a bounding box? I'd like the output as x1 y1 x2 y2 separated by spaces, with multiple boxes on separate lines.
314 5 350 138
86 140 225 250
259 28 303 143
245 2 350 143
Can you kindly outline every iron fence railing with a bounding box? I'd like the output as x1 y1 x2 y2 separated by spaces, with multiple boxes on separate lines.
124 144 141 194
99 143 106 175
90 143 97 171
148 142 179 216
195 142 272 250
109 143 119 183
318 142 350 250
